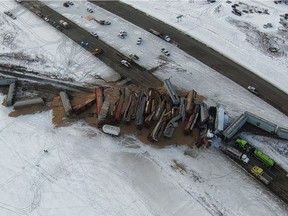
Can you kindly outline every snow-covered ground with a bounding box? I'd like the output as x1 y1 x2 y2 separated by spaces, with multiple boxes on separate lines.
123 0 288 94
0 94 287 216
0 0 119 84
1 0 288 215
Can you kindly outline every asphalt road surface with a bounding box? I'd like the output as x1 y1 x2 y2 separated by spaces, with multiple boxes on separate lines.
224 141 288 205
91 1 288 116
19 1 162 89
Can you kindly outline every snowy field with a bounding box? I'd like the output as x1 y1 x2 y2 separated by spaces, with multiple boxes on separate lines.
123 0 288 94
0 0 119 84
0 0 288 215
0 94 288 216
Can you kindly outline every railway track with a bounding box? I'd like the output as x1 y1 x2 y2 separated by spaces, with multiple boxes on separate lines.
0 69 95 93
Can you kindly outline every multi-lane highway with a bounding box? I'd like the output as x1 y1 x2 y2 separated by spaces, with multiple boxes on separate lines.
11 0 288 115
19 1 162 89
91 1 288 116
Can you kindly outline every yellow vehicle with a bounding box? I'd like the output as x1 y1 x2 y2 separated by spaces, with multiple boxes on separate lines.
251 166 263 176
251 166 272 185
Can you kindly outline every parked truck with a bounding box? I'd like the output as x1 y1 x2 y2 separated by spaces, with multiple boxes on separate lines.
149 29 171 42
221 145 249 164
251 166 273 185
59 20 69 29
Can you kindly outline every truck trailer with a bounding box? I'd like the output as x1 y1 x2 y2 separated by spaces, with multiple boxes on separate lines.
221 145 249 164
102 124 120 136
149 29 171 42
251 166 273 185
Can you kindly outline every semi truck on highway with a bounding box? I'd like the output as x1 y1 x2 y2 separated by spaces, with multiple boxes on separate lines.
251 166 273 185
235 138 276 168
149 29 171 42
221 145 250 164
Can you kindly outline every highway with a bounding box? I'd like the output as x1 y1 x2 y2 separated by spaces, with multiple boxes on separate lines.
224 142 288 205
91 1 288 116
19 1 162 89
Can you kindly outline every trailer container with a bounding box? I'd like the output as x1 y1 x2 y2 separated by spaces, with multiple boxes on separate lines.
276 127 288 140
115 93 124 122
164 79 180 105
5 82 16 107
149 29 171 42
60 91 72 117
200 102 209 125
251 166 273 185
14 97 44 109
102 124 120 136
135 92 146 129
214 105 225 134
185 90 197 113
223 113 248 139
95 87 103 114
222 145 249 164
72 98 95 114
98 100 110 122
254 149 275 167
246 111 277 134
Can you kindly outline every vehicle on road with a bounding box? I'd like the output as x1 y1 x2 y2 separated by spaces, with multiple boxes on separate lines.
59 20 69 29
221 145 249 164
95 19 111 25
87 8 93 13
63 2 69 7
90 32 99 38
235 138 275 168
55 25 63 31
251 165 273 185
254 149 276 168
44 16 50 22
121 60 131 68
119 30 127 36
15 0 22 3
118 33 125 39
149 29 171 42
232 8 242 16
68 1 74 5
161 48 170 56
129 54 139 61
137 37 142 45
4 11 16 19
247 86 259 95
118 30 127 39
81 41 89 48
92 48 103 56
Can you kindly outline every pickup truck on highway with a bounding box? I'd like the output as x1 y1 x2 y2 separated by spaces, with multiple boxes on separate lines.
247 86 259 95
59 20 69 29
92 48 103 56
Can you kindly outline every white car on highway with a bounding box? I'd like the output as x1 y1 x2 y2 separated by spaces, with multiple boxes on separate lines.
161 48 170 56
247 86 259 95
121 60 131 68
91 32 99 38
